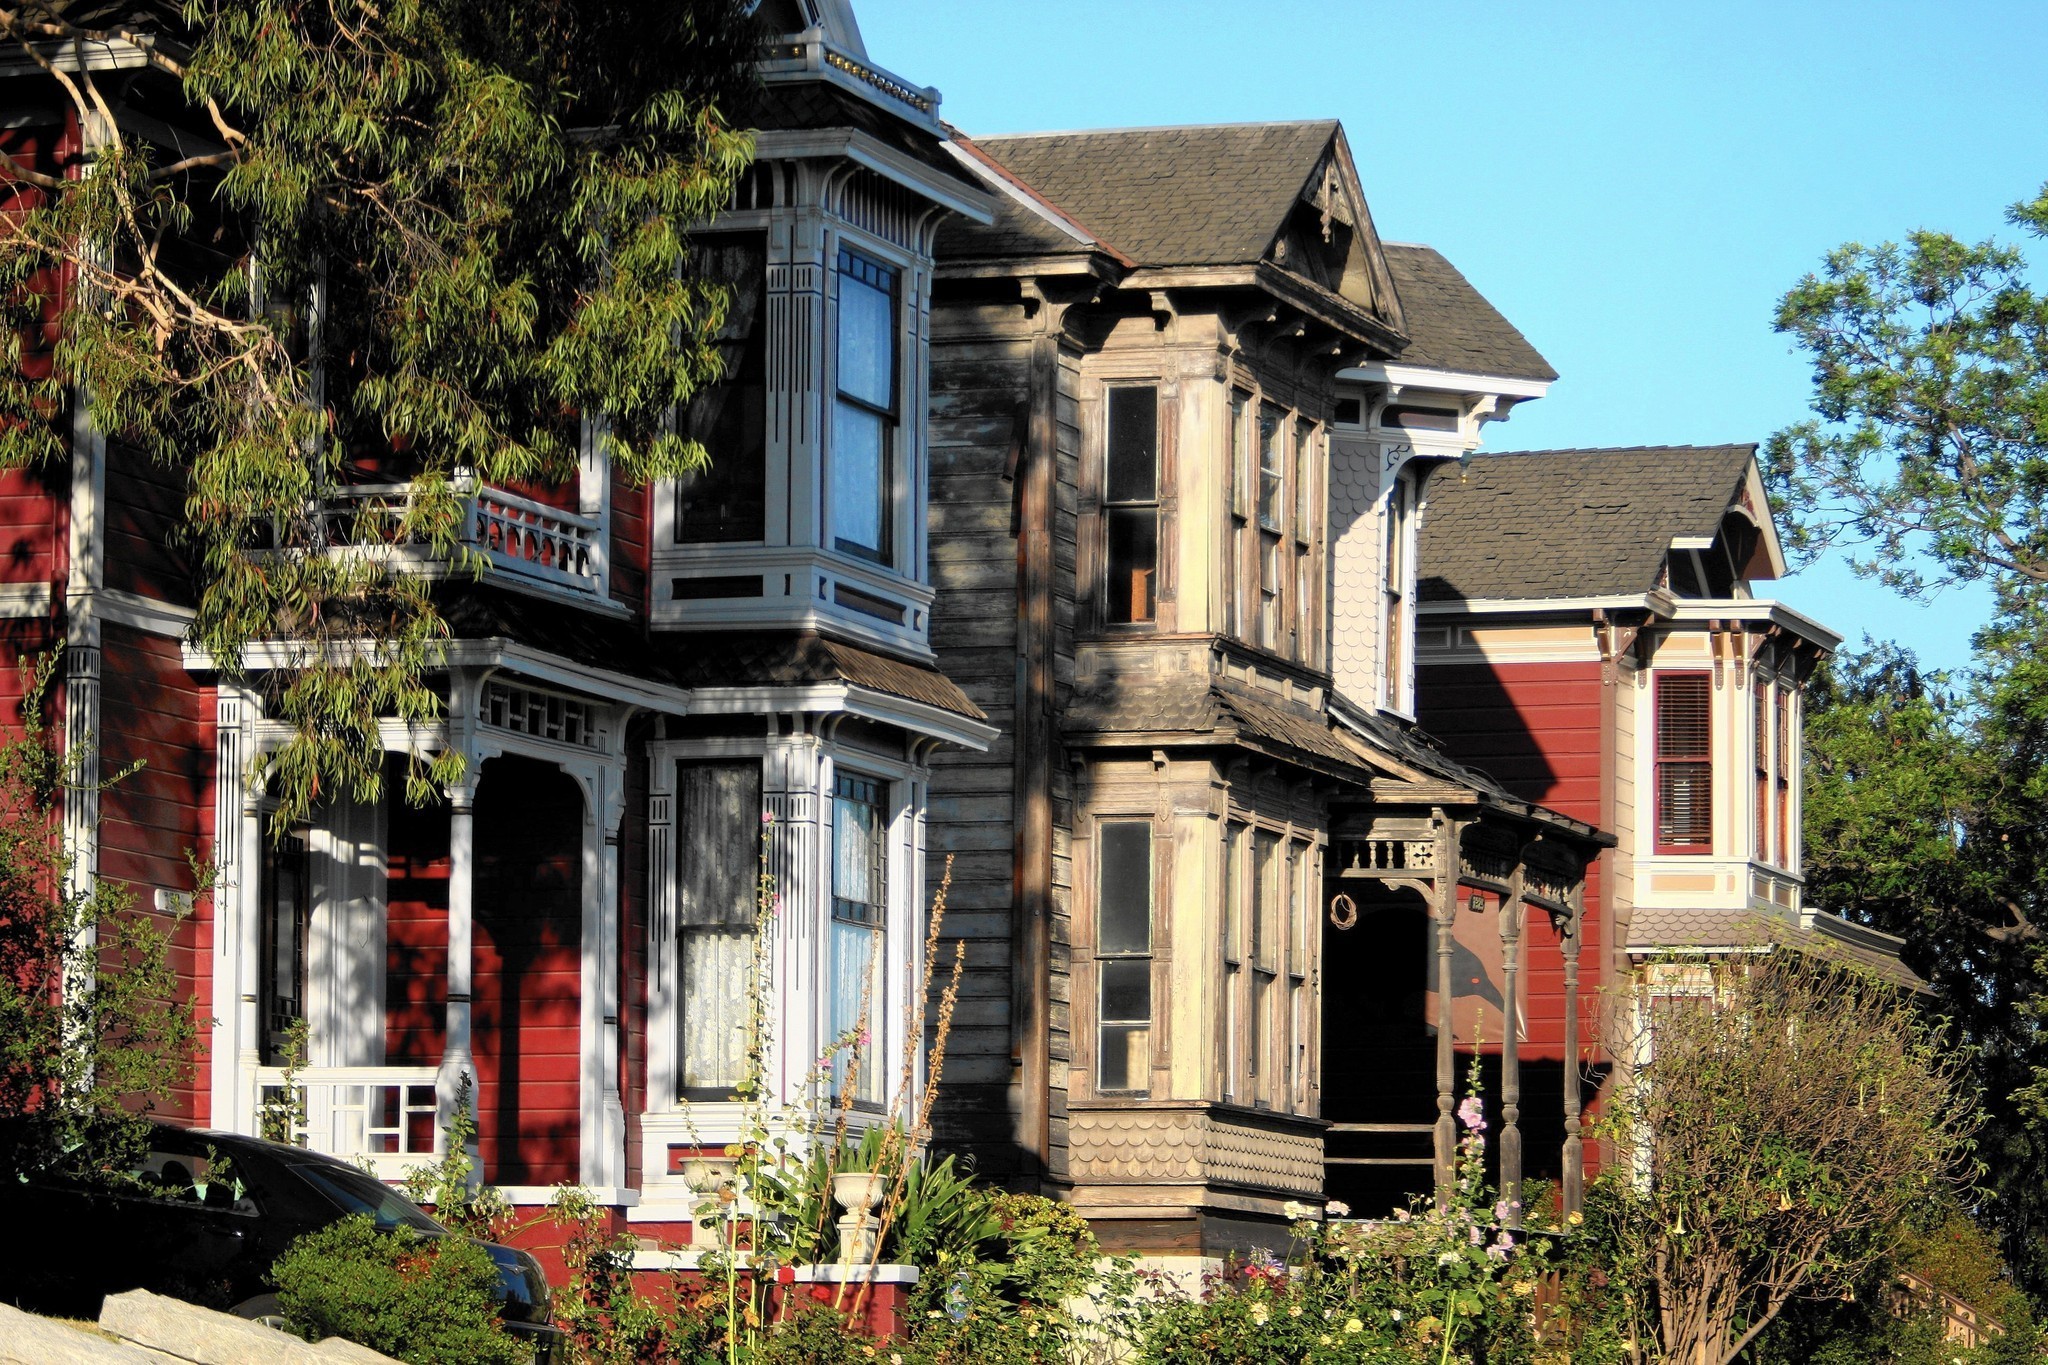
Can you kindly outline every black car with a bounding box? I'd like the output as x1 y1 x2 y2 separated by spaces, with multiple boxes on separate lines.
0 1121 565 1360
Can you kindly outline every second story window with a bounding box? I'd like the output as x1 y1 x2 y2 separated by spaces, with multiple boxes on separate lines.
677 233 768 543
1096 820 1154 1094
833 248 898 565
1655 672 1713 854
1257 403 1285 649
1105 386 1159 624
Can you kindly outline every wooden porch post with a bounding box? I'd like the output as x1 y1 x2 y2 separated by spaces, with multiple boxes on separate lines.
1561 878 1585 1217
1432 809 1459 1206
1500 859 1526 1229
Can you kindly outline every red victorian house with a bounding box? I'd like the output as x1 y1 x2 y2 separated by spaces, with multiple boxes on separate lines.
1 0 1001 1240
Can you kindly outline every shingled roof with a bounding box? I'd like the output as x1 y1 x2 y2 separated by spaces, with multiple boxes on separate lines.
1382 244 1556 383
950 120 1341 267
1417 445 1756 604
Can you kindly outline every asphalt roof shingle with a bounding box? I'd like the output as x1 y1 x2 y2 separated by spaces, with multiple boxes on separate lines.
1382 245 1556 383
947 121 1340 268
1417 445 1756 604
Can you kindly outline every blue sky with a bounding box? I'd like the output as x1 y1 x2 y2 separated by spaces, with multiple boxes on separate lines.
856 0 2048 673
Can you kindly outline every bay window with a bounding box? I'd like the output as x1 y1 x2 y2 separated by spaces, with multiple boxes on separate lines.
833 248 898 564
1257 404 1284 650
675 761 763 1099
1095 820 1153 1094
1104 386 1159 624
830 771 889 1106
1655 672 1713 853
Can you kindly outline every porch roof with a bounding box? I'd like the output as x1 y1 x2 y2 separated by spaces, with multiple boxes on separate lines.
1628 906 1925 991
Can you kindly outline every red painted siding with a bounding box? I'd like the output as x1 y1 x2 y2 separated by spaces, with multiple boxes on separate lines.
473 756 583 1186
95 623 215 1123
385 790 450 1067
103 442 195 604
608 467 649 616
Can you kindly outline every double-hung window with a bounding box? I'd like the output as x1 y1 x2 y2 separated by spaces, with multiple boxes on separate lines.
677 233 768 543
1104 387 1160 624
675 761 763 1099
833 249 898 564
1754 685 1772 862
1250 831 1280 1107
1095 820 1153 1094
1221 822 1243 1103
830 771 889 1106
1293 422 1316 661
1655 673 1713 853
1288 840 1312 1109
1226 392 1248 638
1775 686 1793 865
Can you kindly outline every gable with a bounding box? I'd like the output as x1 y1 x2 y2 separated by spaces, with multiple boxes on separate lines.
1263 128 1404 335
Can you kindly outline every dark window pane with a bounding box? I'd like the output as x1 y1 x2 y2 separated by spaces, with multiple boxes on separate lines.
1106 388 1157 503
832 772 887 924
1097 821 1152 954
1105 508 1157 624
1098 1024 1148 1091
676 762 763 928
679 233 768 543
1658 761 1713 847
1384 405 1458 431
1099 958 1151 1023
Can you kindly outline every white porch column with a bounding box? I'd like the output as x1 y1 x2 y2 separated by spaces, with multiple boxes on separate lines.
209 692 247 1130
574 755 627 1190
438 782 478 1154
233 790 264 1136
763 727 824 1108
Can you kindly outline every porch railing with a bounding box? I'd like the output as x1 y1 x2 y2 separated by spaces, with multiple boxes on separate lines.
317 480 604 598
255 1065 441 1178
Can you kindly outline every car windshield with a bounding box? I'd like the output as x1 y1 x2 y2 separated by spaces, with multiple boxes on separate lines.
287 1163 443 1233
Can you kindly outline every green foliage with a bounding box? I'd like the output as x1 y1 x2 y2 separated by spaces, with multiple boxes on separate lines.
0 656 200 1184
1767 181 2048 599
0 1 760 826
1598 950 1982 1365
398 1074 515 1241
271 1214 521 1365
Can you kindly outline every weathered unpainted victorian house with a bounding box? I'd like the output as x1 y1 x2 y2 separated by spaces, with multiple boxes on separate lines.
921 123 1609 1258
1413 445 1919 993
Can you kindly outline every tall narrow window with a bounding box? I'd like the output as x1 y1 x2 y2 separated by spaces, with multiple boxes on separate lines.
259 830 310 1067
833 249 898 564
1221 822 1243 1104
1226 392 1248 639
1655 673 1714 853
1382 473 1415 711
1754 684 1772 863
1257 405 1285 650
1289 840 1312 1110
678 233 768 543
1775 687 1793 865
830 771 888 1105
1096 820 1153 1094
1251 831 1280 1106
1294 423 1317 662
1105 387 1159 624
675 761 763 1099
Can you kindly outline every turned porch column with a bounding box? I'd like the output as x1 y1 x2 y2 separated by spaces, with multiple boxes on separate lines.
1431 809 1459 1206
1560 879 1586 1217
1499 861 1526 1229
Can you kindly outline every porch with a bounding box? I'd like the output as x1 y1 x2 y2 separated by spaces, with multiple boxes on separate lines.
211 671 634 1202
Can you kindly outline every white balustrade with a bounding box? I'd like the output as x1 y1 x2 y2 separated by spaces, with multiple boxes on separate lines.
316 480 604 598
254 1065 441 1177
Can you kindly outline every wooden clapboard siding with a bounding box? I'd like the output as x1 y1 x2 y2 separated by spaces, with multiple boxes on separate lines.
384 791 450 1067
609 465 649 615
103 441 195 604
96 622 216 1123
924 305 1081 1185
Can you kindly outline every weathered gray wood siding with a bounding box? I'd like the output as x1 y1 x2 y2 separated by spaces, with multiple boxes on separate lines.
923 297 1080 1187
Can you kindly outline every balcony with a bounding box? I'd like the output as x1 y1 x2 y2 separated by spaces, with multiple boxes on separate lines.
319 480 607 602
254 1065 441 1180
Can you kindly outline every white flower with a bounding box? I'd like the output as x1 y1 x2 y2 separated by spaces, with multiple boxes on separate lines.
1288 1305 1303 1318
1391 1309 1402 1322
1438 1250 1461 1266
1324 1199 1350 1217
1250 1303 1270 1326
1282 1200 1309 1219
1344 1318 1364 1334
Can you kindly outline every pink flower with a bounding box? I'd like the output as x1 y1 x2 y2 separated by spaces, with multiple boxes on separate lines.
1457 1097 1487 1132
761 811 774 823
856 1030 872 1047
1468 1224 1484 1246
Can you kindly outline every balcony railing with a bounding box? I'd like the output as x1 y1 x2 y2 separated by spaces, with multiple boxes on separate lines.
318 480 605 599
255 1064 440 1178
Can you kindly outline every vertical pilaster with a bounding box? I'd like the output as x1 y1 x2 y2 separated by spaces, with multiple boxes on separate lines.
1432 809 1458 1206
210 693 246 1127
644 755 675 1111
764 730 822 1107
439 785 477 1156
234 791 263 1135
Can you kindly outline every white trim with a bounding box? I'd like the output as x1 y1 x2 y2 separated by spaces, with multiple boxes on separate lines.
1418 593 1668 616
751 128 993 223
1339 362 1553 401
1661 600 1842 652
685 683 996 751
94 587 192 636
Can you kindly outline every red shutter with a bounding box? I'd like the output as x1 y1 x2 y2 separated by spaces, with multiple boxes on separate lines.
1655 673 1712 853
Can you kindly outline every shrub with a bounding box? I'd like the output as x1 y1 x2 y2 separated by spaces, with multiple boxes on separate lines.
270 1214 522 1365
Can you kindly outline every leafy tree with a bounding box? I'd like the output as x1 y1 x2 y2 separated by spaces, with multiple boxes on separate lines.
1767 182 2048 599
0 655 199 1181
1596 949 1980 1365
0 0 759 826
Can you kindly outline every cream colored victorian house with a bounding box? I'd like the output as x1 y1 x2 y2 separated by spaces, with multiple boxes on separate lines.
921 123 1607 1261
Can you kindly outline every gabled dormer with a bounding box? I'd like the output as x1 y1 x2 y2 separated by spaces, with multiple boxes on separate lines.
651 8 993 658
